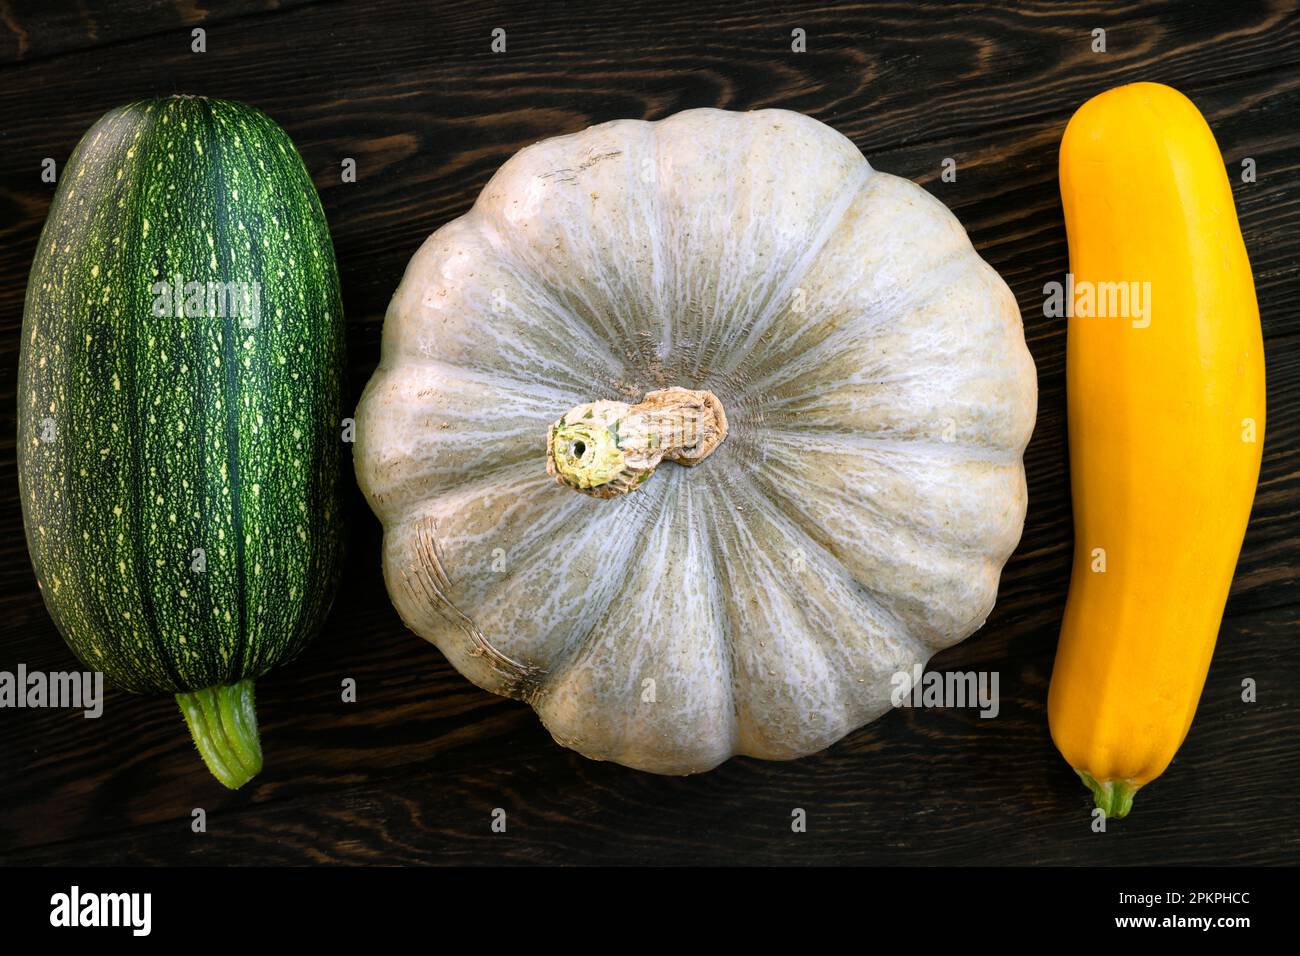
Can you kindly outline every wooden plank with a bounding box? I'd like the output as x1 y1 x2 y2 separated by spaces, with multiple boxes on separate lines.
0 0 325 65
2 1 1299 325
4 605 1294 865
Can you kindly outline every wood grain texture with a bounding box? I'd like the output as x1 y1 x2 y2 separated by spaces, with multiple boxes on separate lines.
0 0 1297 865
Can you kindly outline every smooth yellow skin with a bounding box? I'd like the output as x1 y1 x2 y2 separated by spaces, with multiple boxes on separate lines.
1049 83 1266 817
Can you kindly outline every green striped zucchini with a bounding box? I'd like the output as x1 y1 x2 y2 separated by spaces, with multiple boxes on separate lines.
17 96 345 788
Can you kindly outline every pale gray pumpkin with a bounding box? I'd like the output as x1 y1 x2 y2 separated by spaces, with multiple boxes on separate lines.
355 108 1037 774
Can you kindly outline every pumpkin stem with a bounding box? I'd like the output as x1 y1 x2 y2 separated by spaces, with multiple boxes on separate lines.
1077 770 1140 819
176 679 263 789
547 387 728 498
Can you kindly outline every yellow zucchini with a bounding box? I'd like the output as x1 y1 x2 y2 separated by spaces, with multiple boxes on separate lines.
1049 82 1266 818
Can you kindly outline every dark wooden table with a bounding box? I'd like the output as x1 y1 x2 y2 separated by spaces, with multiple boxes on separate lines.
1 0 1296 866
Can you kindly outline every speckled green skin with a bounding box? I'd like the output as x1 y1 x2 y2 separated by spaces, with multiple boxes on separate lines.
17 97 345 700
